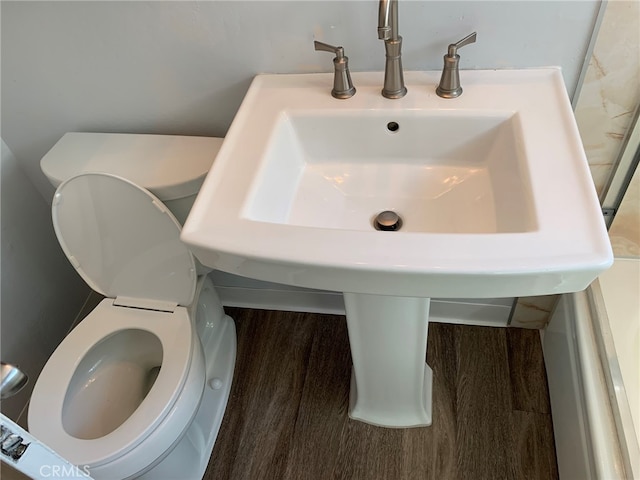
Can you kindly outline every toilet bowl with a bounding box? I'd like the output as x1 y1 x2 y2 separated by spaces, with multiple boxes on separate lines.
29 134 236 480
29 298 206 478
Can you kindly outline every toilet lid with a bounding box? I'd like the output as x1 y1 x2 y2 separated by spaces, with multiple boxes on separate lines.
52 173 196 306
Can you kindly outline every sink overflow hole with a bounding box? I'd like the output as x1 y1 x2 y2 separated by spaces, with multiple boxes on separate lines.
387 121 400 133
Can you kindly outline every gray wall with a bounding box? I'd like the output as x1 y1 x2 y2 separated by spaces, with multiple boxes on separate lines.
0 141 89 422
2 1 600 201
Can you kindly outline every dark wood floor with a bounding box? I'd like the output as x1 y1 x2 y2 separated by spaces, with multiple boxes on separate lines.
204 308 558 480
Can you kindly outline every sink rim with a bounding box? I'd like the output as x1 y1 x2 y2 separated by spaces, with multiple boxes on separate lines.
182 69 612 297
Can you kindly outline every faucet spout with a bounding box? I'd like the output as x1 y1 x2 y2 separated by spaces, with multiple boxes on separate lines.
378 0 398 40
378 0 406 98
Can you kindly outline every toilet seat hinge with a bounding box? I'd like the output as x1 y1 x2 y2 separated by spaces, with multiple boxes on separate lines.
114 296 178 313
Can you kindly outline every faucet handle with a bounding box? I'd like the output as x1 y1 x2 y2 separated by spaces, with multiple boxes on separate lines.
314 41 356 99
447 32 477 57
314 41 343 56
436 31 477 99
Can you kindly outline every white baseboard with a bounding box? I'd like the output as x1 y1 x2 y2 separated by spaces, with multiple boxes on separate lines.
217 285 512 327
217 286 346 315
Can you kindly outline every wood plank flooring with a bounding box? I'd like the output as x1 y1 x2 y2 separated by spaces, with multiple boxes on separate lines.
203 308 558 480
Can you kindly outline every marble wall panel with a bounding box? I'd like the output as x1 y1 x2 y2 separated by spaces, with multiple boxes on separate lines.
574 0 640 195
608 164 640 257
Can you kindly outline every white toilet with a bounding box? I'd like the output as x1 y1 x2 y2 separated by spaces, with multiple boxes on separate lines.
28 133 236 480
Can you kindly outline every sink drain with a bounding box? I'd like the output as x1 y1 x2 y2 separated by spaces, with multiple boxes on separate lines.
374 211 402 231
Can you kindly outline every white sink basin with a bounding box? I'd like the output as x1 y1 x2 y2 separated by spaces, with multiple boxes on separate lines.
182 69 612 428
247 113 534 235
183 69 611 299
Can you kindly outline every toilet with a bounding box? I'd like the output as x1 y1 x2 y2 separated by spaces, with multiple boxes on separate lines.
28 133 236 480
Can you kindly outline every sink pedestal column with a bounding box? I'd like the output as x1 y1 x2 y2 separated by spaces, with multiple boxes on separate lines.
343 293 432 428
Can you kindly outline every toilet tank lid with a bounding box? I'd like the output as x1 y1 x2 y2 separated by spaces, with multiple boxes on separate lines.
41 133 224 201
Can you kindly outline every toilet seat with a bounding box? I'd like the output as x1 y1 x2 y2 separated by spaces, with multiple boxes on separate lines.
28 299 203 469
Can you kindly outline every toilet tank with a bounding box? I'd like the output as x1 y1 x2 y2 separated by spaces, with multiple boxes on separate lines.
41 133 224 224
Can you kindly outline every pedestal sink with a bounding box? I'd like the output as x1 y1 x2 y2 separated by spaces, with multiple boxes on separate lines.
182 69 612 427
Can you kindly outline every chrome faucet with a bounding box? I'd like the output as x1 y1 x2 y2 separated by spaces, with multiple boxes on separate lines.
378 0 407 99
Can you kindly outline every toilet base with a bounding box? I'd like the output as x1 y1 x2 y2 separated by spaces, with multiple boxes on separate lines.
137 313 237 480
